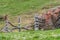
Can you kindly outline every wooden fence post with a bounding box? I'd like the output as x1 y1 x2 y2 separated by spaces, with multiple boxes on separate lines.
17 16 21 32
1 15 10 32
34 14 39 30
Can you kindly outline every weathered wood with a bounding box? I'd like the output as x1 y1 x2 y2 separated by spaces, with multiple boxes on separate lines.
34 14 39 30
1 16 21 32
1 15 11 32
17 16 21 32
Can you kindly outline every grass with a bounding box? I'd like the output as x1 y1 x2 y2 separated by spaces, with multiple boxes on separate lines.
0 0 59 15
0 0 60 40
0 0 60 27
0 29 60 40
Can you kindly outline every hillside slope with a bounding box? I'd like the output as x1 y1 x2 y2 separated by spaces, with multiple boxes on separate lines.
0 0 60 30
0 0 59 15
0 0 60 40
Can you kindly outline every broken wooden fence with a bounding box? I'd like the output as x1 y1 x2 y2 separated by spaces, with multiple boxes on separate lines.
1 14 41 32
1 16 21 32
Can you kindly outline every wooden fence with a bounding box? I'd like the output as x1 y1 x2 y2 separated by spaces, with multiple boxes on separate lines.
1 13 60 32
1 14 41 32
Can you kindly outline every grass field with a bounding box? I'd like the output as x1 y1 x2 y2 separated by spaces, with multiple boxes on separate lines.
0 29 60 40
0 0 60 27
0 0 60 40
0 0 59 15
